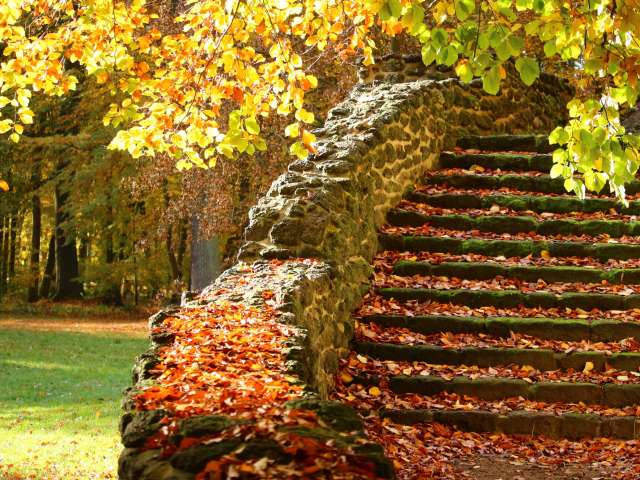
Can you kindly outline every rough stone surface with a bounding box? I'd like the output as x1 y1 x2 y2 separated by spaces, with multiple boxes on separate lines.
120 56 571 479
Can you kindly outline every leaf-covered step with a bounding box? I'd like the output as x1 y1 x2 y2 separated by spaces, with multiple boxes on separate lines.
360 314 640 342
378 287 640 310
387 210 640 238
379 234 640 261
423 171 640 195
386 375 640 408
376 250 640 272
353 341 640 372
358 294 640 325
456 134 554 153
382 408 640 440
392 260 640 285
407 190 640 215
398 200 637 223
439 152 553 172
357 322 640 358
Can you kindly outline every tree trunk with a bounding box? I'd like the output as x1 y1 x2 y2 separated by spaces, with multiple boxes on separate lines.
176 220 188 280
100 201 123 306
9 214 18 278
189 215 221 291
166 224 181 282
79 234 90 261
53 183 82 300
0 216 7 295
27 194 42 302
39 234 56 298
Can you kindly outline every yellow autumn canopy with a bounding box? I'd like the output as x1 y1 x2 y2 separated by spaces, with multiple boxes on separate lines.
1 0 640 200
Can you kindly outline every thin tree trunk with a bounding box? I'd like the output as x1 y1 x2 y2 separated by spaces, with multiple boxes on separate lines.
176 220 188 280
189 215 221 291
79 235 90 261
166 224 180 281
27 194 42 302
39 234 55 298
9 215 18 278
2 216 9 293
0 216 6 295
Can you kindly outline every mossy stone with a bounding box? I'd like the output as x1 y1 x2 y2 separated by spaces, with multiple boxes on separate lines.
169 441 241 473
285 399 364 432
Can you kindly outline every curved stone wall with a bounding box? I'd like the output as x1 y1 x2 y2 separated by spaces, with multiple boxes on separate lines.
119 58 572 479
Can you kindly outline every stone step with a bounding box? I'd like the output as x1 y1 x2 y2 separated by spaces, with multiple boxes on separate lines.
422 172 640 195
407 190 640 215
354 341 640 372
392 260 640 285
439 152 553 172
360 314 640 342
378 287 640 310
382 408 640 440
386 375 640 408
387 210 640 238
456 135 554 153
379 234 640 261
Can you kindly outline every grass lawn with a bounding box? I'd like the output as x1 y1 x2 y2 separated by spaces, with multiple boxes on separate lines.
0 316 148 480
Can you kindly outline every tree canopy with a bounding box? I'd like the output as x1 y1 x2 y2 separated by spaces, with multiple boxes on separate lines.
1 0 640 201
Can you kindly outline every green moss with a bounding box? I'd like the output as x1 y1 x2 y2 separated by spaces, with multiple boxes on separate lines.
364 312 640 342
390 209 639 237
377 287 640 312
530 383 604 404
456 134 553 153
425 171 640 196
285 399 363 432
486 317 591 340
439 152 553 172
170 441 241 473
608 352 640 371
395 260 640 286
379 232 640 261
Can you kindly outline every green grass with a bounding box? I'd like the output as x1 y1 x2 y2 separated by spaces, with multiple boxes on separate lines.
0 325 148 480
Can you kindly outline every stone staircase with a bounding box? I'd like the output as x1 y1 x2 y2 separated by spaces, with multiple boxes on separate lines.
342 134 640 443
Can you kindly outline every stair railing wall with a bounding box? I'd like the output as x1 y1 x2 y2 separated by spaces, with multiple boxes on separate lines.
119 57 572 479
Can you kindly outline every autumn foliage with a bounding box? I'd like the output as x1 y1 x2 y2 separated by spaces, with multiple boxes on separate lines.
2 0 640 201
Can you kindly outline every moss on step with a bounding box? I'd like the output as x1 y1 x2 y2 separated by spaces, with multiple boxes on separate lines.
387 375 640 408
382 408 640 439
378 234 640 261
423 172 640 195
456 134 554 153
392 260 640 285
354 340 640 372
388 210 640 238
439 152 553 172
360 314 640 342
378 287 640 311
408 191 640 216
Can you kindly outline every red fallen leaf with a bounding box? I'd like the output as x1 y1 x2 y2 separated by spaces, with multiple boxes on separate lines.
196 460 223 480
178 437 203 450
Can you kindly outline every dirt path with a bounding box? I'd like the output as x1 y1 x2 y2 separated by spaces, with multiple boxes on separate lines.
456 454 613 480
0 316 148 336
